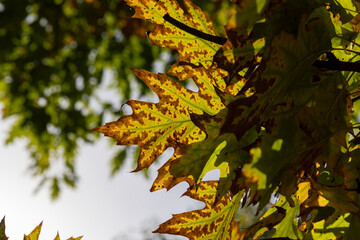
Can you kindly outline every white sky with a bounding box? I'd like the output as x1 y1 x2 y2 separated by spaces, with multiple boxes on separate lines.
0 117 207 240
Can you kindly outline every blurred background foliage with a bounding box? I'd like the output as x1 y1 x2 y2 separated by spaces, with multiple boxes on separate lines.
0 0 233 198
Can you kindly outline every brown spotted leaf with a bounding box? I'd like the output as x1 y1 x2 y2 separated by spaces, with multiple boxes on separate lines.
94 67 224 171
155 181 243 240
0 217 8 240
23 222 82 240
168 65 228 93
151 111 226 192
151 108 252 195
151 148 194 192
125 0 225 68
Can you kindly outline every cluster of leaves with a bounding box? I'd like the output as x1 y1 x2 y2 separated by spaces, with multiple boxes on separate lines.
0 0 232 198
95 0 360 239
0 217 81 240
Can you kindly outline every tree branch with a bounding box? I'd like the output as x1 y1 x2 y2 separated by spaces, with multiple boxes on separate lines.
313 59 360 72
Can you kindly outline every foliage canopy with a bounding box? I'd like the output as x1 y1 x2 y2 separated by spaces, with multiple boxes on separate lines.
93 0 360 239
2 0 360 239
0 0 229 198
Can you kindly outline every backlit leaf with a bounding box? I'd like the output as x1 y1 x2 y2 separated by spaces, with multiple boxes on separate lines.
296 182 311 204
154 181 243 240
265 196 303 239
242 117 310 208
24 222 42 240
304 209 351 240
95 1 360 239
168 65 228 93
94 67 224 171
126 0 225 68
152 109 250 198
150 150 194 192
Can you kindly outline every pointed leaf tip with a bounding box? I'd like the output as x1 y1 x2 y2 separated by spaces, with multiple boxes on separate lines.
54 232 60 240
90 126 101 132
24 222 43 240
0 216 8 240
66 237 82 240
